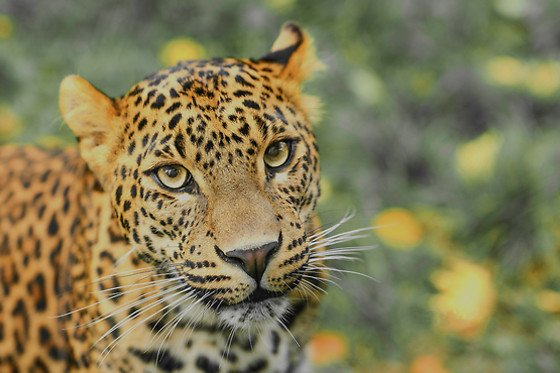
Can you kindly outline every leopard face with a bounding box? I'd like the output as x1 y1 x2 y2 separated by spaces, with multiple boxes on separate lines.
60 24 324 333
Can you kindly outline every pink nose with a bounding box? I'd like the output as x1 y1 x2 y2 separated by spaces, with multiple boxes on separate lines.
225 242 278 283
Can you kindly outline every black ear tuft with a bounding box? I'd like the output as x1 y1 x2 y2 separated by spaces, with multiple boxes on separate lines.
259 23 304 66
260 44 300 65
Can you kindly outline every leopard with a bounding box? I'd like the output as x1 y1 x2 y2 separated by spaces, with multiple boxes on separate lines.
0 23 360 372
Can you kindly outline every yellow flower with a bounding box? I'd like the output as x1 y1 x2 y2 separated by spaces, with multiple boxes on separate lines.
535 290 560 313
430 258 496 339
159 37 206 67
0 105 22 138
455 131 502 184
0 14 14 39
525 61 560 98
484 56 527 87
409 355 451 373
308 331 347 366
372 208 424 250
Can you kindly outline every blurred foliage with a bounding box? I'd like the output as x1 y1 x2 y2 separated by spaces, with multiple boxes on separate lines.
2 0 560 371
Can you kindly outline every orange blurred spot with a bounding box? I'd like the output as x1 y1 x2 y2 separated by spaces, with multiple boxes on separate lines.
159 37 206 67
308 331 347 366
430 258 496 339
373 208 424 250
536 290 560 313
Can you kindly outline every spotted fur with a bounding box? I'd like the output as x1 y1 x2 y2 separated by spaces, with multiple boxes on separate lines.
0 24 345 372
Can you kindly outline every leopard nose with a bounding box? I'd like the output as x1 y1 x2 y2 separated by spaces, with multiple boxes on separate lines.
225 242 279 283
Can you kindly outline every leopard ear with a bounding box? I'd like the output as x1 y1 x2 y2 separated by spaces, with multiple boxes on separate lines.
260 23 324 84
59 75 119 189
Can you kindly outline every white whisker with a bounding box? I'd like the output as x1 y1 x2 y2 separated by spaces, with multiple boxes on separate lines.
114 247 136 268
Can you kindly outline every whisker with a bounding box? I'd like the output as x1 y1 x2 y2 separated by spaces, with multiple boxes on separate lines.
96 284 191 365
92 283 187 344
114 246 136 268
153 290 213 363
150 281 218 353
276 315 300 348
314 266 377 281
90 277 177 295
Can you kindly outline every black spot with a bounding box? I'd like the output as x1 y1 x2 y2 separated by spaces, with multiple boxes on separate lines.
235 75 255 88
195 356 219 373
40 170 51 182
51 179 60 195
128 140 136 155
231 134 243 143
130 348 184 371
48 214 58 236
160 134 173 145
130 185 137 198
248 359 268 372
239 123 250 136
12 299 29 338
37 204 46 219
32 357 49 371
28 274 47 311
123 201 131 212
243 99 260 110
166 102 181 114
115 186 123 205
142 133 150 147
39 326 50 343
169 113 182 130
151 94 166 109
270 330 280 354
138 118 148 130
233 90 252 97
174 134 186 158
274 106 288 124
129 86 144 96
105 316 120 340
143 89 156 106
49 346 68 361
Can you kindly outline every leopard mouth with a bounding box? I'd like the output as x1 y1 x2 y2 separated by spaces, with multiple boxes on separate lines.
244 288 284 303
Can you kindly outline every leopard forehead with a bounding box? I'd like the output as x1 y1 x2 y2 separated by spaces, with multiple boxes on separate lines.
118 58 315 168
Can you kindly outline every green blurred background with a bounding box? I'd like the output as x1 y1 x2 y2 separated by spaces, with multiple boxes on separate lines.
2 0 560 372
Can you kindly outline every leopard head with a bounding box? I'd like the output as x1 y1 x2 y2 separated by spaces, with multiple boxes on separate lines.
59 23 325 330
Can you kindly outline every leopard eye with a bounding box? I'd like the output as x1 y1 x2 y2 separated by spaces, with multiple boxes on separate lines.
154 165 192 191
264 141 291 169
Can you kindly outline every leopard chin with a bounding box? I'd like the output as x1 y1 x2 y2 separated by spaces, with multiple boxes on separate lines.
217 297 290 330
